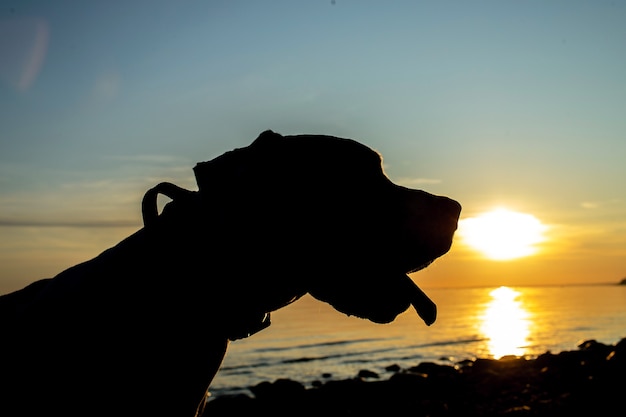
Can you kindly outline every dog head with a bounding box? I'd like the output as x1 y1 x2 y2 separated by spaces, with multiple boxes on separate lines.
190 130 461 328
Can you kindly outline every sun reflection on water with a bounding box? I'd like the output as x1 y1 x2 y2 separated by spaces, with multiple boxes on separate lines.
480 286 531 358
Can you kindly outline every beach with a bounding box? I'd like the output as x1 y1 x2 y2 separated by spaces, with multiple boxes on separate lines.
208 286 626 398
203 338 625 416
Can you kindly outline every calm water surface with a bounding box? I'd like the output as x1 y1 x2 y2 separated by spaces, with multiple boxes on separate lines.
209 284 626 398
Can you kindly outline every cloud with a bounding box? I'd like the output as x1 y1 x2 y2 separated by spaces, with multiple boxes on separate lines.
395 177 443 187
102 154 195 178
580 199 623 210
106 154 187 164
0 151 202 235
0 162 199 230
0 218 138 228
0 178 141 228
581 201 599 209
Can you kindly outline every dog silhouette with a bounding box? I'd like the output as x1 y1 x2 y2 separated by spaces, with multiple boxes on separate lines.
0 130 461 416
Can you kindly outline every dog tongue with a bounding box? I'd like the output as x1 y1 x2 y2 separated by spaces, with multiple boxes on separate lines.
408 277 437 326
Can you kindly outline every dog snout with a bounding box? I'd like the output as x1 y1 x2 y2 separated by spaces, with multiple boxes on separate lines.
402 188 461 225
436 195 462 226
398 189 461 265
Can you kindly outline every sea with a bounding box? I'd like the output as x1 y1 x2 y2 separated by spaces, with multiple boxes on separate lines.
207 284 626 399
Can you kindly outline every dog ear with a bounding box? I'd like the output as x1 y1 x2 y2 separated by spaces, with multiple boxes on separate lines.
193 130 284 192
250 129 283 147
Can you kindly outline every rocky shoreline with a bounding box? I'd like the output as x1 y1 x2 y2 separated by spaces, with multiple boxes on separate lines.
202 338 626 416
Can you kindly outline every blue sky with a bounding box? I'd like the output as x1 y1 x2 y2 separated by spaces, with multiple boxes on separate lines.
1 1 625 292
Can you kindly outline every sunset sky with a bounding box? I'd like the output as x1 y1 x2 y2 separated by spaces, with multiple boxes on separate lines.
1 1 625 294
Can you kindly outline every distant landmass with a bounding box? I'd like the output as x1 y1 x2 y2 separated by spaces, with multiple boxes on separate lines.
620 278 626 285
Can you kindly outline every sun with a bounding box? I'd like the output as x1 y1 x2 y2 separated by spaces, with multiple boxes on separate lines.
458 208 547 260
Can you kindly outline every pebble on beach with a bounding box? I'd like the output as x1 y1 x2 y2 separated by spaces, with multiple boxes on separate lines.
202 338 626 416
